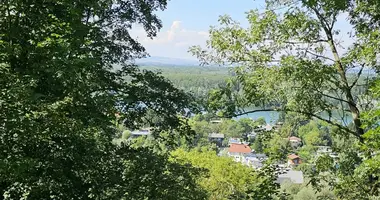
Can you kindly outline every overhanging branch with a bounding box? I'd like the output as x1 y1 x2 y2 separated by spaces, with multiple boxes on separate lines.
350 64 365 89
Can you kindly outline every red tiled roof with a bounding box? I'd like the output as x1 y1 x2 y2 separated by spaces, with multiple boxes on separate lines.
229 144 252 153
288 136 302 142
288 154 300 160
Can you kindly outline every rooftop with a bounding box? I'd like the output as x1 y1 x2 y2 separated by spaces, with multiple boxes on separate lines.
288 136 302 142
288 154 300 160
265 124 273 131
229 143 252 153
131 129 151 136
208 133 224 138
210 119 222 124
229 138 241 144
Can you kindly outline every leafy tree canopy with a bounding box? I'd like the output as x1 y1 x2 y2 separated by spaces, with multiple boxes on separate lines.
0 0 201 199
190 0 380 198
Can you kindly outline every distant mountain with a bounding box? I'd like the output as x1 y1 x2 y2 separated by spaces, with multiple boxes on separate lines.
135 56 201 67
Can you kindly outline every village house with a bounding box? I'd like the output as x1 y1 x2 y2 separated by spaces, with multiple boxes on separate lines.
316 146 332 154
275 122 284 130
210 119 223 124
243 153 268 169
264 124 273 131
229 138 241 145
208 133 224 147
288 136 302 148
315 146 339 160
247 131 257 140
131 128 151 138
254 124 274 133
228 143 252 162
287 154 302 168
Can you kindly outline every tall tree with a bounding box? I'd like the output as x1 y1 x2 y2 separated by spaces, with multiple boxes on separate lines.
190 0 377 140
0 0 201 199
190 0 379 198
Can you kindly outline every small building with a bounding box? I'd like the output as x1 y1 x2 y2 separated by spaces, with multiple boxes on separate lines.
208 133 225 147
288 136 302 148
244 153 268 169
228 143 252 162
254 124 273 132
131 128 151 138
275 122 284 129
210 119 223 124
265 124 273 131
287 154 302 167
315 146 338 160
316 146 332 154
229 138 241 145
247 131 257 140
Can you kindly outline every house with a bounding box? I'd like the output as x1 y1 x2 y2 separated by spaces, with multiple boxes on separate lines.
243 153 268 169
254 124 273 132
316 146 332 154
131 128 151 138
229 138 241 145
210 119 223 124
287 154 302 167
288 136 302 148
275 122 284 129
265 124 273 131
276 170 304 184
247 131 257 140
228 143 252 162
208 133 225 147
315 146 339 160
245 157 263 169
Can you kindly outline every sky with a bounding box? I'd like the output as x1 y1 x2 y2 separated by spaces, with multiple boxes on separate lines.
130 0 352 60
130 0 266 60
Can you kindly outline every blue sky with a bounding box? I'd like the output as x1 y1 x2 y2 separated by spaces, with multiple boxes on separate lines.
131 0 266 59
130 0 351 60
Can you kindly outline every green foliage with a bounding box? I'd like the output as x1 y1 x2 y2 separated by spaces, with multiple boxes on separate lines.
187 115 262 147
116 145 208 200
189 0 376 139
255 117 267 126
171 148 279 199
265 134 292 161
0 1 207 199
298 121 326 146
190 0 380 198
140 66 231 104
277 180 335 200
297 145 316 163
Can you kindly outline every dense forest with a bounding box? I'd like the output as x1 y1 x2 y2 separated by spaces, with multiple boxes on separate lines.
1 0 380 200
139 66 231 100
140 65 374 117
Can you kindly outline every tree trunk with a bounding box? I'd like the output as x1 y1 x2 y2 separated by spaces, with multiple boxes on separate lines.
327 34 364 141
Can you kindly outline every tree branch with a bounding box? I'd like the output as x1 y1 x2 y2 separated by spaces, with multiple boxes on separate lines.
305 50 335 62
349 64 365 89
283 39 328 45
310 6 332 32
316 90 351 104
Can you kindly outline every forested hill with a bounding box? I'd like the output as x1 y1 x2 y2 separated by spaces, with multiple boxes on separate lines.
139 65 373 108
139 66 232 99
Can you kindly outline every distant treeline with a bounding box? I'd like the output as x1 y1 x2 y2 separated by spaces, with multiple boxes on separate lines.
140 66 373 111
140 66 232 99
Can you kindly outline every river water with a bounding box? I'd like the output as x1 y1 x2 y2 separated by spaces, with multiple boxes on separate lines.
234 109 353 125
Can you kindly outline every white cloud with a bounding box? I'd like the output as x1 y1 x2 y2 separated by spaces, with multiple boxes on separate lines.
130 21 209 59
